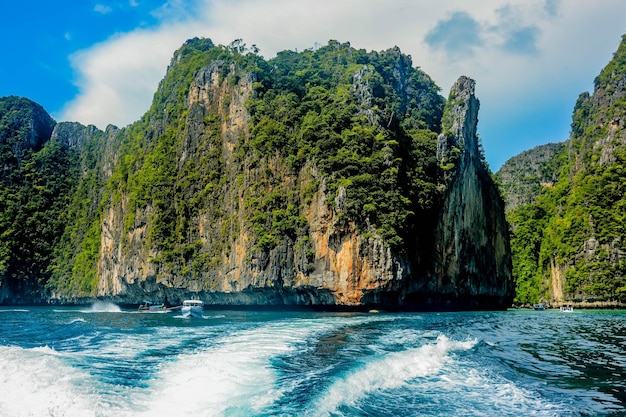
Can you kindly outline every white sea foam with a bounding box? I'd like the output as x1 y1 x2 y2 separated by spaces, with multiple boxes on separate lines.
426 362 571 416
132 325 311 415
309 334 477 416
131 316 383 417
84 301 122 312
308 330 572 417
0 345 98 417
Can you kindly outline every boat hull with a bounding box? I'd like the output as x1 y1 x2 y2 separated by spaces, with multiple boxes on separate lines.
181 305 203 318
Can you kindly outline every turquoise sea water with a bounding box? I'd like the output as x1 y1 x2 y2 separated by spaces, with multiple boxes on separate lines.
0 304 624 416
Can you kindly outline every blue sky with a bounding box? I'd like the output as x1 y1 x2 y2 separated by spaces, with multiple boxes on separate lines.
1 0 625 170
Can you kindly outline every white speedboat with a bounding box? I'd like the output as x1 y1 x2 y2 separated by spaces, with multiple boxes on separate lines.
560 305 574 312
181 299 204 318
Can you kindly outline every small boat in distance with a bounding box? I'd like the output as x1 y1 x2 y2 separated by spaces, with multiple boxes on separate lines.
138 300 180 313
138 301 166 312
560 305 574 312
533 303 546 311
181 299 204 318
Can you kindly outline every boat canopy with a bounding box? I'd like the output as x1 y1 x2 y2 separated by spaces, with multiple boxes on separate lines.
183 299 204 306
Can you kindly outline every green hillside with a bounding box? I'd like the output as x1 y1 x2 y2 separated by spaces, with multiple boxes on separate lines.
499 35 626 305
1 39 460 304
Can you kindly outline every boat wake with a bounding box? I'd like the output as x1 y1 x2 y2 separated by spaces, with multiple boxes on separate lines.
308 334 477 416
0 311 614 417
0 346 98 417
132 317 363 416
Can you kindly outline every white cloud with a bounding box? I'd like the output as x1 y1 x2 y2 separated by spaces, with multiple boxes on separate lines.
94 4 113 14
60 26 199 128
150 0 197 22
59 0 626 168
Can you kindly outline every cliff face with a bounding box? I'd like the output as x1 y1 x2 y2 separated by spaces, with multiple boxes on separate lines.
93 46 418 308
0 39 514 310
498 34 626 305
426 77 513 308
496 142 567 212
0 97 55 176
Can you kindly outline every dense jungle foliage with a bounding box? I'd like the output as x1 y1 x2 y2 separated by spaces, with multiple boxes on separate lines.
501 35 626 304
7 33 626 306
243 40 445 247
99 38 446 281
0 97 76 299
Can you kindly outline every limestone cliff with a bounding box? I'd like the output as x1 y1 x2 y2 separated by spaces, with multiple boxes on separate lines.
0 39 514 310
427 77 513 308
496 34 626 306
0 96 55 171
496 142 567 212
92 44 416 308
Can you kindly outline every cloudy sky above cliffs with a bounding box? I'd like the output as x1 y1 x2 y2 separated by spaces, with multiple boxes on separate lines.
1 0 625 169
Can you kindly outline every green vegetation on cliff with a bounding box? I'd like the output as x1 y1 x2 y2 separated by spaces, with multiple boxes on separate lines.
0 97 77 300
0 32 518 310
75 38 446 291
15 39 445 297
48 125 109 297
500 34 626 304
244 40 443 247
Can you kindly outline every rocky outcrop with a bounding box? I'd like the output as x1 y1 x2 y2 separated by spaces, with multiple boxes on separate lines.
497 35 626 305
0 40 514 310
0 97 55 175
95 72 511 310
93 58 414 309
0 97 55 149
496 142 567 211
51 122 98 148
429 77 514 309
303 176 410 307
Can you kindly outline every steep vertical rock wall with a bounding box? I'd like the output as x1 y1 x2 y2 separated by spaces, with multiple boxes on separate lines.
92 72 512 309
495 35 626 305
94 58 413 307
304 176 411 306
0 41 514 310
429 77 514 308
